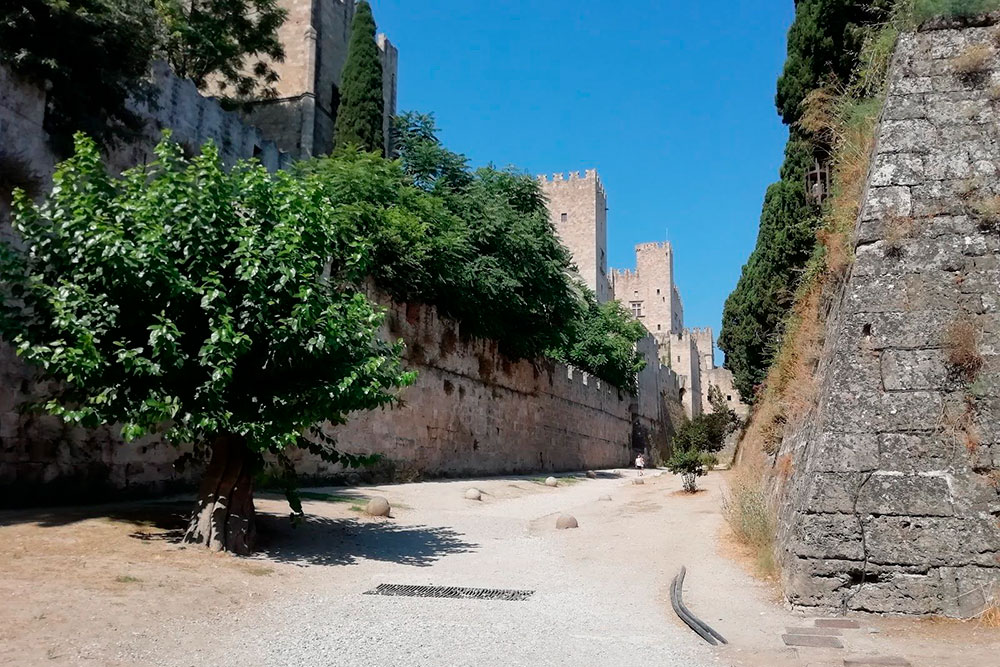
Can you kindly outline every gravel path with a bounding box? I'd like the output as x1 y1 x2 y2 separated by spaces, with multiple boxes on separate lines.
128 471 721 667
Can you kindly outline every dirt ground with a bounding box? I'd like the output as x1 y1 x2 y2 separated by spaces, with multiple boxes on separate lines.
1 470 997 666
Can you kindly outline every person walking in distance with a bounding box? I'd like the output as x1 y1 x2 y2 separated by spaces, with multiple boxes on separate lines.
635 453 645 476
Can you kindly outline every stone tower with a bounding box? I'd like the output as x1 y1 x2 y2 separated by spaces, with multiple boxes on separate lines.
538 170 611 303
240 0 398 158
610 242 683 348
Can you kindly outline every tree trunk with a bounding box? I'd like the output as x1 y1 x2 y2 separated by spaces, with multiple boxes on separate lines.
183 433 257 555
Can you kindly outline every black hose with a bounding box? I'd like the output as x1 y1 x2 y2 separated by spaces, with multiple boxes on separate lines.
669 566 728 645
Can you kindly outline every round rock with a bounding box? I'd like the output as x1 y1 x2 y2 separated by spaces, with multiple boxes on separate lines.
585 470 598 479
555 513 579 529
598 494 612 501
464 488 482 501
632 478 645 485
365 496 391 517
545 476 558 487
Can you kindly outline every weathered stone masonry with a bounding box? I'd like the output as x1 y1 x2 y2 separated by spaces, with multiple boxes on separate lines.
776 20 1000 617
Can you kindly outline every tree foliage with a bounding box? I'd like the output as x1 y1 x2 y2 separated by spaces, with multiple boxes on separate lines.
0 133 413 461
155 0 287 100
665 447 716 492
334 0 385 154
305 111 647 391
550 290 648 393
0 0 158 153
775 0 893 125
671 385 741 454
0 0 290 150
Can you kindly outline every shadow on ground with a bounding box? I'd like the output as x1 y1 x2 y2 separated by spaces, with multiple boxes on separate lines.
0 499 478 568
252 513 478 568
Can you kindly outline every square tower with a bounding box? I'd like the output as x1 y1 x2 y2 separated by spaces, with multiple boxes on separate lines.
538 170 611 303
610 242 683 360
238 0 397 158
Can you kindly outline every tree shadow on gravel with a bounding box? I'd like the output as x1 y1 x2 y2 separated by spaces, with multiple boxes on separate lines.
252 513 478 568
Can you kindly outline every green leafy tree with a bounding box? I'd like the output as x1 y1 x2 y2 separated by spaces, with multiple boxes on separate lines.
154 0 287 100
0 0 158 152
334 0 385 154
551 290 648 393
0 134 414 553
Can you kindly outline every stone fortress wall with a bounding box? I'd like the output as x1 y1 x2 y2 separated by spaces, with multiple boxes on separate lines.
0 2 678 501
775 17 1000 617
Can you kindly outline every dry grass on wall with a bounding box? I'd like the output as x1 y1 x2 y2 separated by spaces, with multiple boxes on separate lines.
725 27 891 577
737 91 883 463
721 450 779 578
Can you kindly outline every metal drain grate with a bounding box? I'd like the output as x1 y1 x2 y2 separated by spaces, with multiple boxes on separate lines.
364 583 534 601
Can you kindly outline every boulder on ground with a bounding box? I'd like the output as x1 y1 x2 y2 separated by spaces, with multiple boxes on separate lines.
545 476 558 487
464 488 482 501
586 470 598 479
598 495 612 501
365 496 391 516
632 478 645 485
556 513 579 529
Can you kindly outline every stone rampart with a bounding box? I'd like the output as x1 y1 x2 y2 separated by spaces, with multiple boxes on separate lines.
776 19 1000 617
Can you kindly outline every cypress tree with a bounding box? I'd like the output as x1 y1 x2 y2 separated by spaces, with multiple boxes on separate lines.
334 1 385 154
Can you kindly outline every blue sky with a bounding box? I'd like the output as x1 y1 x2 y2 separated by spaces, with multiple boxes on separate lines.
372 1 795 362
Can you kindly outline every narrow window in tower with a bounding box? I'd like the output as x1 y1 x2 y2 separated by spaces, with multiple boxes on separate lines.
677 356 681 363
657 324 661 330
656 289 660 295
629 301 643 318
560 212 567 223
727 395 732 401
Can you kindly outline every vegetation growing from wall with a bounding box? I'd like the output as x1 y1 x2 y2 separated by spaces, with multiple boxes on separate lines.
304 112 648 390
724 0 999 578
0 0 159 152
0 134 414 553
719 1 893 402
334 0 385 155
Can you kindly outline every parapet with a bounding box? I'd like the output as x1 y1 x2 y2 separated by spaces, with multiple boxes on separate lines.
635 241 673 253
536 169 605 199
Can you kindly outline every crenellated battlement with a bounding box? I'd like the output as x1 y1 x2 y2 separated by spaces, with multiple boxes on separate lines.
635 241 673 253
686 326 713 337
536 169 605 200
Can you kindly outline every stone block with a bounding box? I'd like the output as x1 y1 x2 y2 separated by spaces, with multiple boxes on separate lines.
805 433 879 474
791 513 865 561
878 433 956 473
876 392 944 432
781 634 844 649
878 120 938 155
879 349 951 391
785 626 843 636
857 472 953 516
867 516 998 567
860 186 913 221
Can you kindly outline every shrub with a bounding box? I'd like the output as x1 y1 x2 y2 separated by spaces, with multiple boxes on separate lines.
945 317 984 382
665 447 716 492
951 44 993 85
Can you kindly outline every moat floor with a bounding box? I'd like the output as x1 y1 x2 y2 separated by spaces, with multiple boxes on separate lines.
1 471 996 666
